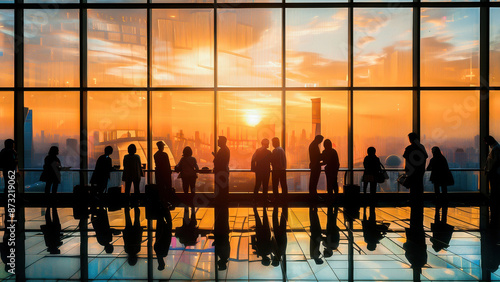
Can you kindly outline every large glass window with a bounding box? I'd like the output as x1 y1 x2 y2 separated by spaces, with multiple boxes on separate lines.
152 10 214 87
24 10 79 87
152 91 214 168
0 10 14 87
491 8 500 86
354 9 412 86
0 91 13 149
217 91 282 169
23 91 80 169
87 91 147 170
491 91 500 138
217 9 281 87
286 9 348 87
421 8 480 86
88 10 147 87
421 91 480 167
286 91 348 168
353 91 412 168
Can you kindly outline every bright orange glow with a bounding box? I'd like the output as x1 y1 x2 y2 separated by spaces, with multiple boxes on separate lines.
490 91 500 138
0 92 14 145
244 110 262 127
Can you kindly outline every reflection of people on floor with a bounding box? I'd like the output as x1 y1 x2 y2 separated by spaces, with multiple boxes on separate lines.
309 207 324 264
214 206 230 271
323 205 340 258
154 208 173 271
404 200 427 282
175 207 199 247
272 204 288 268
41 206 63 254
481 227 500 274
123 206 143 266
430 203 454 252
251 206 273 266
91 207 117 254
362 205 390 251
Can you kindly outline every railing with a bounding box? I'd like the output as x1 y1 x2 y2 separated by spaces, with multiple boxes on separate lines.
0 167 482 193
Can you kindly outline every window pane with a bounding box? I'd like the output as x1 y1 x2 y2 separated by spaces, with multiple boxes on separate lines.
421 91 479 191
286 9 348 87
153 0 212 3
218 91 281 169
88 10 147 87
491 8 500 86
152 91 214 169
87 91 148 171
491 91 500 138
0 92 13 150
23 91 80 171
286 91 348 169
353 91 412 169
152 10 214 87
354 9 412 86
421 8 480 86
24 10 79 87
0 10 14 87
218 9 281 87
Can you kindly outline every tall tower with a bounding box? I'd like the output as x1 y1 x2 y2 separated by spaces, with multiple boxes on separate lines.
311 98 321 137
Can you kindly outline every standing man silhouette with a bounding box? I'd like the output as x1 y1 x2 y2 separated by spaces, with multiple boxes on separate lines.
90 146 114 196
251 139 272 198
154 141 172 190
485 135 500 226
271 137 287 200
214 136 230 199
0 139 17 196
309 135 324 198
403 132 428 200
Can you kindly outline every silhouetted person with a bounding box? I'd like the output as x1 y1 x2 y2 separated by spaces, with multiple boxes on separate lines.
251 206 273 266
213 136 230 199
154 141 172 192
271 204 288 268
309 206 324 264
41 206 63 254
123 144 143 199
323 205 340 258
403 133 428 199
362 147 382 196
362 205 389 251
271 137 288 199
485 136 500 226
0 139 17 195
404 199 426 282
214 205 230 271
90 146 114 196
322 139 340 197
40 146 62 194
175 146 199 195
430 202 454 252
91 207 116 254
175 207 199 246
154 141 174 208
481 227 500 274
123 206 143 266
154 207 172 271
251 139 272 198
309 135 324 198
427 146 453 199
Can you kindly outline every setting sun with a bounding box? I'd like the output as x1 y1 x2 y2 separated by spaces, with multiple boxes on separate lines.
244 110 262 127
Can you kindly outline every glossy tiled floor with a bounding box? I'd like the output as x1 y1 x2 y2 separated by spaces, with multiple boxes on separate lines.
2 203 500 281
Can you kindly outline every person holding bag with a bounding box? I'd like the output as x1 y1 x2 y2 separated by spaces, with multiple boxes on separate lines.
427 146 454 198
175 146 199 195
362 147 382 195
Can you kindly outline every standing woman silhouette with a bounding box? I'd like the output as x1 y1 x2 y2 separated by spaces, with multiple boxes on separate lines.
175 146 199 195
41 146 62 194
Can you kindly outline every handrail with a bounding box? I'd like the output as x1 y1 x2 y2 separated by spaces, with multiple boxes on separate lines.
17 167 483 172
